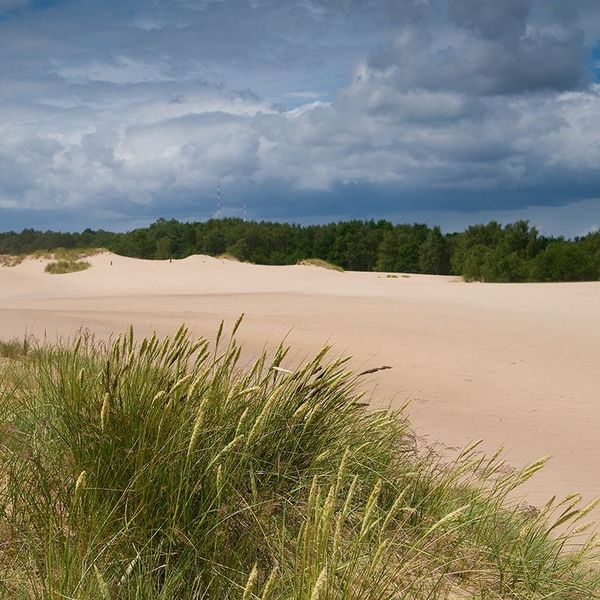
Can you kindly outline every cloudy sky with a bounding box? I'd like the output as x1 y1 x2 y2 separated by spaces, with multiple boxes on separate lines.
1 0 600 235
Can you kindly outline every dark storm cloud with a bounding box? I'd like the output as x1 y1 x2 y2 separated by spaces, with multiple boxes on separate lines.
0 0 599 235
449 0 530 39
365 1 587 96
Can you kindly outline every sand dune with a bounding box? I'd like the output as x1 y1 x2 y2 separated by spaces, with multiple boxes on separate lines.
1 252 599 518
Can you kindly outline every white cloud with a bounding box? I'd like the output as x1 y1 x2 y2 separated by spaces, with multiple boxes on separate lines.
0 0 600 231
283 91 324 99
55 57 173 85
3 76 600 220
130 16 188 31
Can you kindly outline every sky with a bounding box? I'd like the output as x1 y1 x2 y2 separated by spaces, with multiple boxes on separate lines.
1 0 600 236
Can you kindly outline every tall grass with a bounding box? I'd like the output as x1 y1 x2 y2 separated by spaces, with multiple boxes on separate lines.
1 248 103 270
0 324 598 599
0 337 30 359
0 254 25 267
296 259 344 272
44 259 91 274
32 247 105 261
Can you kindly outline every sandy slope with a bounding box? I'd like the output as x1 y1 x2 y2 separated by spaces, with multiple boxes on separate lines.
1 252 599 519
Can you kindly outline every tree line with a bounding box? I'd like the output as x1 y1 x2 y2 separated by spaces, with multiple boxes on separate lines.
1 218 599 282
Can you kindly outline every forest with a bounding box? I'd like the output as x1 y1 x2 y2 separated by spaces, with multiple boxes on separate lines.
1 218 599 282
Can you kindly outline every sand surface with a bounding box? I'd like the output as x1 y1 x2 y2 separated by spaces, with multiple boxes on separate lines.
1 253 599 520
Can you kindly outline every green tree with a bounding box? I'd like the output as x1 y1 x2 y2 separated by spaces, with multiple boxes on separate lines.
203 230 227 255
375 230 401 272
480 247 526 282
155 237 172 260
451 221 503 274
461 244 490 282
418 227 450 275
529 243 599 282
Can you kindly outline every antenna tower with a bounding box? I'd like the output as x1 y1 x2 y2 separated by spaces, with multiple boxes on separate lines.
216 179 222 219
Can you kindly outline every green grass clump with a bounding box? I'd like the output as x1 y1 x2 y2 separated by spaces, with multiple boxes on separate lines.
297 258 344 272
1 248 103 269
45 259 91 274
0 254 25 267
0 323 598 599
31 247 105 261
216 252 242 262
0 337 30 359
53 247 104 261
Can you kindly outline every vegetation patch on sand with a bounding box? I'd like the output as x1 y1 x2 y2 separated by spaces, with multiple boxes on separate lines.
216 252 242 262
0 254 25 267
0 337 30 359
0 323 598 598
297 258 344 271
33 247 105 261
45 259 91 274
1 248 104 268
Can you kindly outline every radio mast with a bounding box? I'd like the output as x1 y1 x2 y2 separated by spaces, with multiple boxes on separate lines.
216 178 222 219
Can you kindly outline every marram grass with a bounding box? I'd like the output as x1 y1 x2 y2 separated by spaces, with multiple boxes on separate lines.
0 323 598 599
44 259 91 274
296 258 344 272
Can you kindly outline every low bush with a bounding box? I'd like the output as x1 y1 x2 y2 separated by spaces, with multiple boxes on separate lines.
0 254 25 267
0 324 598 598
297 258 344 272
0 337 30 359
45 259 91 274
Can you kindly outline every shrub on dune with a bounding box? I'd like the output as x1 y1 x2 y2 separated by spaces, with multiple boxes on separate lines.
45 259 91 274
297 258 344 272
0 254 25 267
0 323 598 598
0 337 30 359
